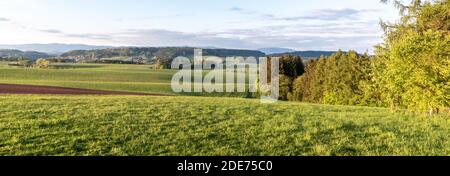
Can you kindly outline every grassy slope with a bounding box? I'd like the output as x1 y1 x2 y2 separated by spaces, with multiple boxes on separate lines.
0 62 176 94
0 62 251 97
0 95 448 156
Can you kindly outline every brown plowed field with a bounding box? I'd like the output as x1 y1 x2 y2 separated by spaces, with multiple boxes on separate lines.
0 84 169 96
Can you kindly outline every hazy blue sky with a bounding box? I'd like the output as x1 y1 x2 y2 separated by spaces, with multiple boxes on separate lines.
0 0 400 52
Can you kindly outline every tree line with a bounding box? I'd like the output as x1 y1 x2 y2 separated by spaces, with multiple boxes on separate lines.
275 0 449 115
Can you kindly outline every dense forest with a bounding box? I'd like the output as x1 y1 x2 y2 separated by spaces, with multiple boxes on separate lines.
279 0 449 115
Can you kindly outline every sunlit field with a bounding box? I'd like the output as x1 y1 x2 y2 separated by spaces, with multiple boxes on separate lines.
0 95 448 156
0 62 253 97
0 62 176 94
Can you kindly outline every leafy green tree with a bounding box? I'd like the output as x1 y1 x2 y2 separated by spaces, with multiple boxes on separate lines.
279 55 305 78
289 59 319 102
259 55 305 100
289 51 370 105
279 74 293 100
278 55 305 100
374 0 450 114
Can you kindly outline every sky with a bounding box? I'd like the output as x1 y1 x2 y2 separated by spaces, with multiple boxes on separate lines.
0 0 400 52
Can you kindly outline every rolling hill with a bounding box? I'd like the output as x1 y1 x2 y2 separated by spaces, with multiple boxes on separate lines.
258 48 296 55
0 49 52 60
0 43 344 62
60 47 266 62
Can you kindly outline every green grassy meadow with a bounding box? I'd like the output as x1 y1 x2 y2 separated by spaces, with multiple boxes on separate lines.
0 62 177 94
0 62 251 97
0 95 449 156
0 62 449 156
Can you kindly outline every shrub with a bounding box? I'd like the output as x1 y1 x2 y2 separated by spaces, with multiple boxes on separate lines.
8 59 33 67
34 58 51 69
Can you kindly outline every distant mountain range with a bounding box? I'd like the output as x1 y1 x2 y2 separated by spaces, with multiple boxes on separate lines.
0 43 112 54
0 49 51 60
258 48 296 55
269 50 340 58
258 48 340 58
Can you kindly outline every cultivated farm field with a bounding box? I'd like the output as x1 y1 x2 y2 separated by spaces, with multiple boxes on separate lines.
0 62 251 97
0 62 176 94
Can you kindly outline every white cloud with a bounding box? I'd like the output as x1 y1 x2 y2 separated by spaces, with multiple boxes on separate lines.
0 1 398 53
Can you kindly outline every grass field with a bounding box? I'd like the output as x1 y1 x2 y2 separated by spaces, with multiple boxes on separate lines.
0 62 176 94
1 62 449 156
0 62 252 97
0 95 448 156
